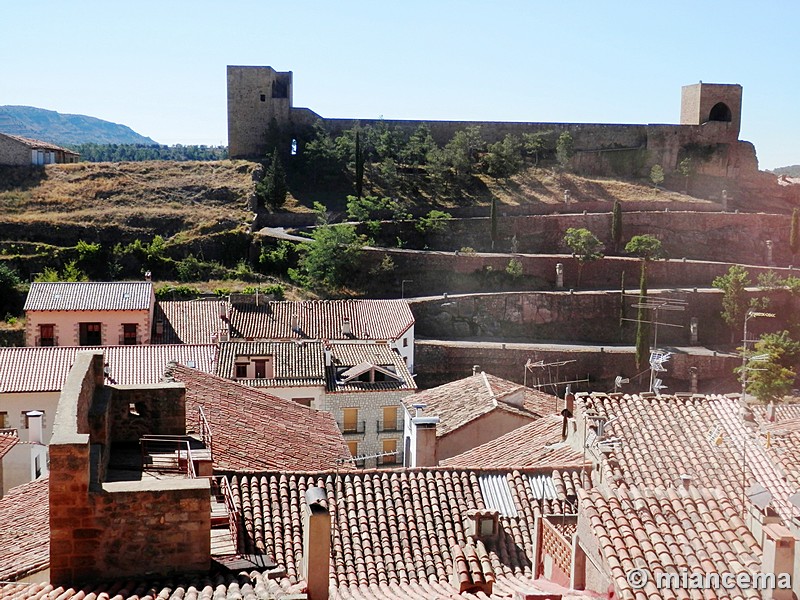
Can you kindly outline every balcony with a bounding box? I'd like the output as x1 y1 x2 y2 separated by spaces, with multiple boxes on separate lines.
378 450 404 467
35 336 58 347
377 416 402 433
337 420 366 435
119 335 142 345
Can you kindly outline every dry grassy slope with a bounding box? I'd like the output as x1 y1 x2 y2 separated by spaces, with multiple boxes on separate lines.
0 160 257 241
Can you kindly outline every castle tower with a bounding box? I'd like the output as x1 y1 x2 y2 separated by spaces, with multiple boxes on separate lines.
680 82 742 139
227 66 293 158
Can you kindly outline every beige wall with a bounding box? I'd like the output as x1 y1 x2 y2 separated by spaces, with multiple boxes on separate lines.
25 309 152 346
0 135 31 166
2 443 47 497
0 391 60 443
437 410 535 463
244 384 325 409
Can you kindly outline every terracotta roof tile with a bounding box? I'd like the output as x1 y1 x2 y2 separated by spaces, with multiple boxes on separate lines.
229 298 414 341
0 431 19 459
216 340 325 386
0 477 49 581
167 364 352 471
23 281 153 311
441 414 586 469
327 343 416 393
403 372 557 437
0 344 217 392
1 133 79 154
152 299 226 344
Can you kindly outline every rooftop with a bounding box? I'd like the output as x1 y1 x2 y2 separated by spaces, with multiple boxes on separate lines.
153 299 226 344
403 372 557 437
23 281 154 312
216 340 326 387
0 133 79 154
0 344 216 392
0 477 49 582
166 364 352 471
228 298 414 341
326 343 416 393
441 413 586 469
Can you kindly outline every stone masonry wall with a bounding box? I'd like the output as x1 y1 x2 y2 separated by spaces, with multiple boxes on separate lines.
107 385 186 443
0 135 30 166
322 389 414 467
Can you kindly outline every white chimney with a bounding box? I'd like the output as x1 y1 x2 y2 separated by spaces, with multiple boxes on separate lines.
341 317 352 337
472 365 481 376
323 341 332 366
144 271 152 281
27 410 44 445
292 314 300 332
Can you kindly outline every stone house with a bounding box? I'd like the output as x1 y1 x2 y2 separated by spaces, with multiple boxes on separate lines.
24 281 156 347
0 133 79 165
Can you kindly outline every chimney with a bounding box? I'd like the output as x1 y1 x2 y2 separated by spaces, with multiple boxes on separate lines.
766 401 776 423
291 314 300 332
413 415 439 467
679 474 691 490
219 302 228 321
144 271 152 281
341 317 352 337
323 340 332 366
761 524 796 600
26 410 44 445
564 392 575 415
472 365 481 376
302 487 330 600
155 319 164 336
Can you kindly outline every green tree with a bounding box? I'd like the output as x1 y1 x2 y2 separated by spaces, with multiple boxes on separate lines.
401 124 436 167
416 210 452 235
677 157 693 194
742 331 800 403
790 208 799 263
522 131 552 166
291 224 365 292
257 148 288 208
443 126 484 182
625 235 664 369
354 129 364 198
611 200 623 253
35 261 88 282
712 265 751 342
556 131 575 168
649 164 664 190
563 227 604 287
481 134 523 180
506 258 523 279
0 263 22 316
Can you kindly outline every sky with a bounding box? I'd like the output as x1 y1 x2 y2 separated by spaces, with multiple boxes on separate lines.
2 1 798 169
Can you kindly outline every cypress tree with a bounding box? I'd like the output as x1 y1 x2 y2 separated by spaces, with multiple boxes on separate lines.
790 208 799 262
619 270 626 342
355 130 364 199
490 196 498 250
635 261 650 370
257 148 288 209
611 200 622 253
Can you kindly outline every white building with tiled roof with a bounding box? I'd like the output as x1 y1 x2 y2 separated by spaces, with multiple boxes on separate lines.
0 344 216 443
24 281 156 347
0 133 80 165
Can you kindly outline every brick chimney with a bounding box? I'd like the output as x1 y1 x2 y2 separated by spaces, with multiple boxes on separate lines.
761 524 796 600
302 486 330 600
26 410 44 445
412 414 439 467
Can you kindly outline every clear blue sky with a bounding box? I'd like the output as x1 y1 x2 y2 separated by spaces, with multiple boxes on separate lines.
2 1 797 169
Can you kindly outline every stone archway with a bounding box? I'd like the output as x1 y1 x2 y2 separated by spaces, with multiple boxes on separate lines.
708 102 732 122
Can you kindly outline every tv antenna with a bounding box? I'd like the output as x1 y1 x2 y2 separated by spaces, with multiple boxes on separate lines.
524 357 588 397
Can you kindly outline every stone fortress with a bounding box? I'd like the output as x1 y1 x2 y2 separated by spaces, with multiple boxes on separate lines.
227 65 758 181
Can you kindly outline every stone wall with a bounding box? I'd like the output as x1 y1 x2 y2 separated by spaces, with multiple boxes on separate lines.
415 341 740 395
49 351 210 585
0 135 30 166
410 289 795 347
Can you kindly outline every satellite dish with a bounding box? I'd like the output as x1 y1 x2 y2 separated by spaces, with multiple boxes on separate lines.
746 483 773 511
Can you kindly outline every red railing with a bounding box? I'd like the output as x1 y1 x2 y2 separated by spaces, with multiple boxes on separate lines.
198 406 213 459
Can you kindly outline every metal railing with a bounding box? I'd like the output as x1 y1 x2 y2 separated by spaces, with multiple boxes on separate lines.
198 406 213 459
217 475 240 554
119 335 142 345
337 420 366 434
35 336 58 347
377 416 402 433
140 435 196 478
378 449 404 466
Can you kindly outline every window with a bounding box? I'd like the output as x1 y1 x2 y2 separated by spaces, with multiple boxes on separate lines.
254 359 267 378
34 455 41 479
342 408 359 433
346 441 358 457
39 324 55 346
235 363 248 379
122 323 138 345
294 397 313 407
79 322 102 346
260 94 266 102
381 406 399 432
403 337 408 348
381 438 398 465
0 411 8 428
21 411 46 429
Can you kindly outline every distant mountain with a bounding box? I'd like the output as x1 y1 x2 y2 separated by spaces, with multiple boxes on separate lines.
0 105 158 146
770 165 800 177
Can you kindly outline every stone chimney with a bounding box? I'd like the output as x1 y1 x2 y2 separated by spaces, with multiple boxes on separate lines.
766 402 777 423
291 314 300 332
472 365 481 376
26 410 44 445
302 486 330 600
761 524 796 600
144 271 152 282
413 414 439 467
323 340 332 367
341 317 352 337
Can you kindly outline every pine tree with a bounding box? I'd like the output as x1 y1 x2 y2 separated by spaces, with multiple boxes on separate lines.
257 149 288 209
355 129 364 199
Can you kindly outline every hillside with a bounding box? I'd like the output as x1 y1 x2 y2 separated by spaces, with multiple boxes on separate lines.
771 165 800 177
0 105 157 145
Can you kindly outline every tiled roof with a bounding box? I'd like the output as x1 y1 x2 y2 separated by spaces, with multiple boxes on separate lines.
228 298 414 341
0 344 217 392
0 477 49 581
327 343 417 393
578 392 797 521
580 485 762 599
1 133 79 154
441 414 586 469
23 281 153 311
227 467 583 599
166 364 352 471
216 340 326 387
752 403 800 489
152 299 226 344
403 372 556 437
0 431 19 459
